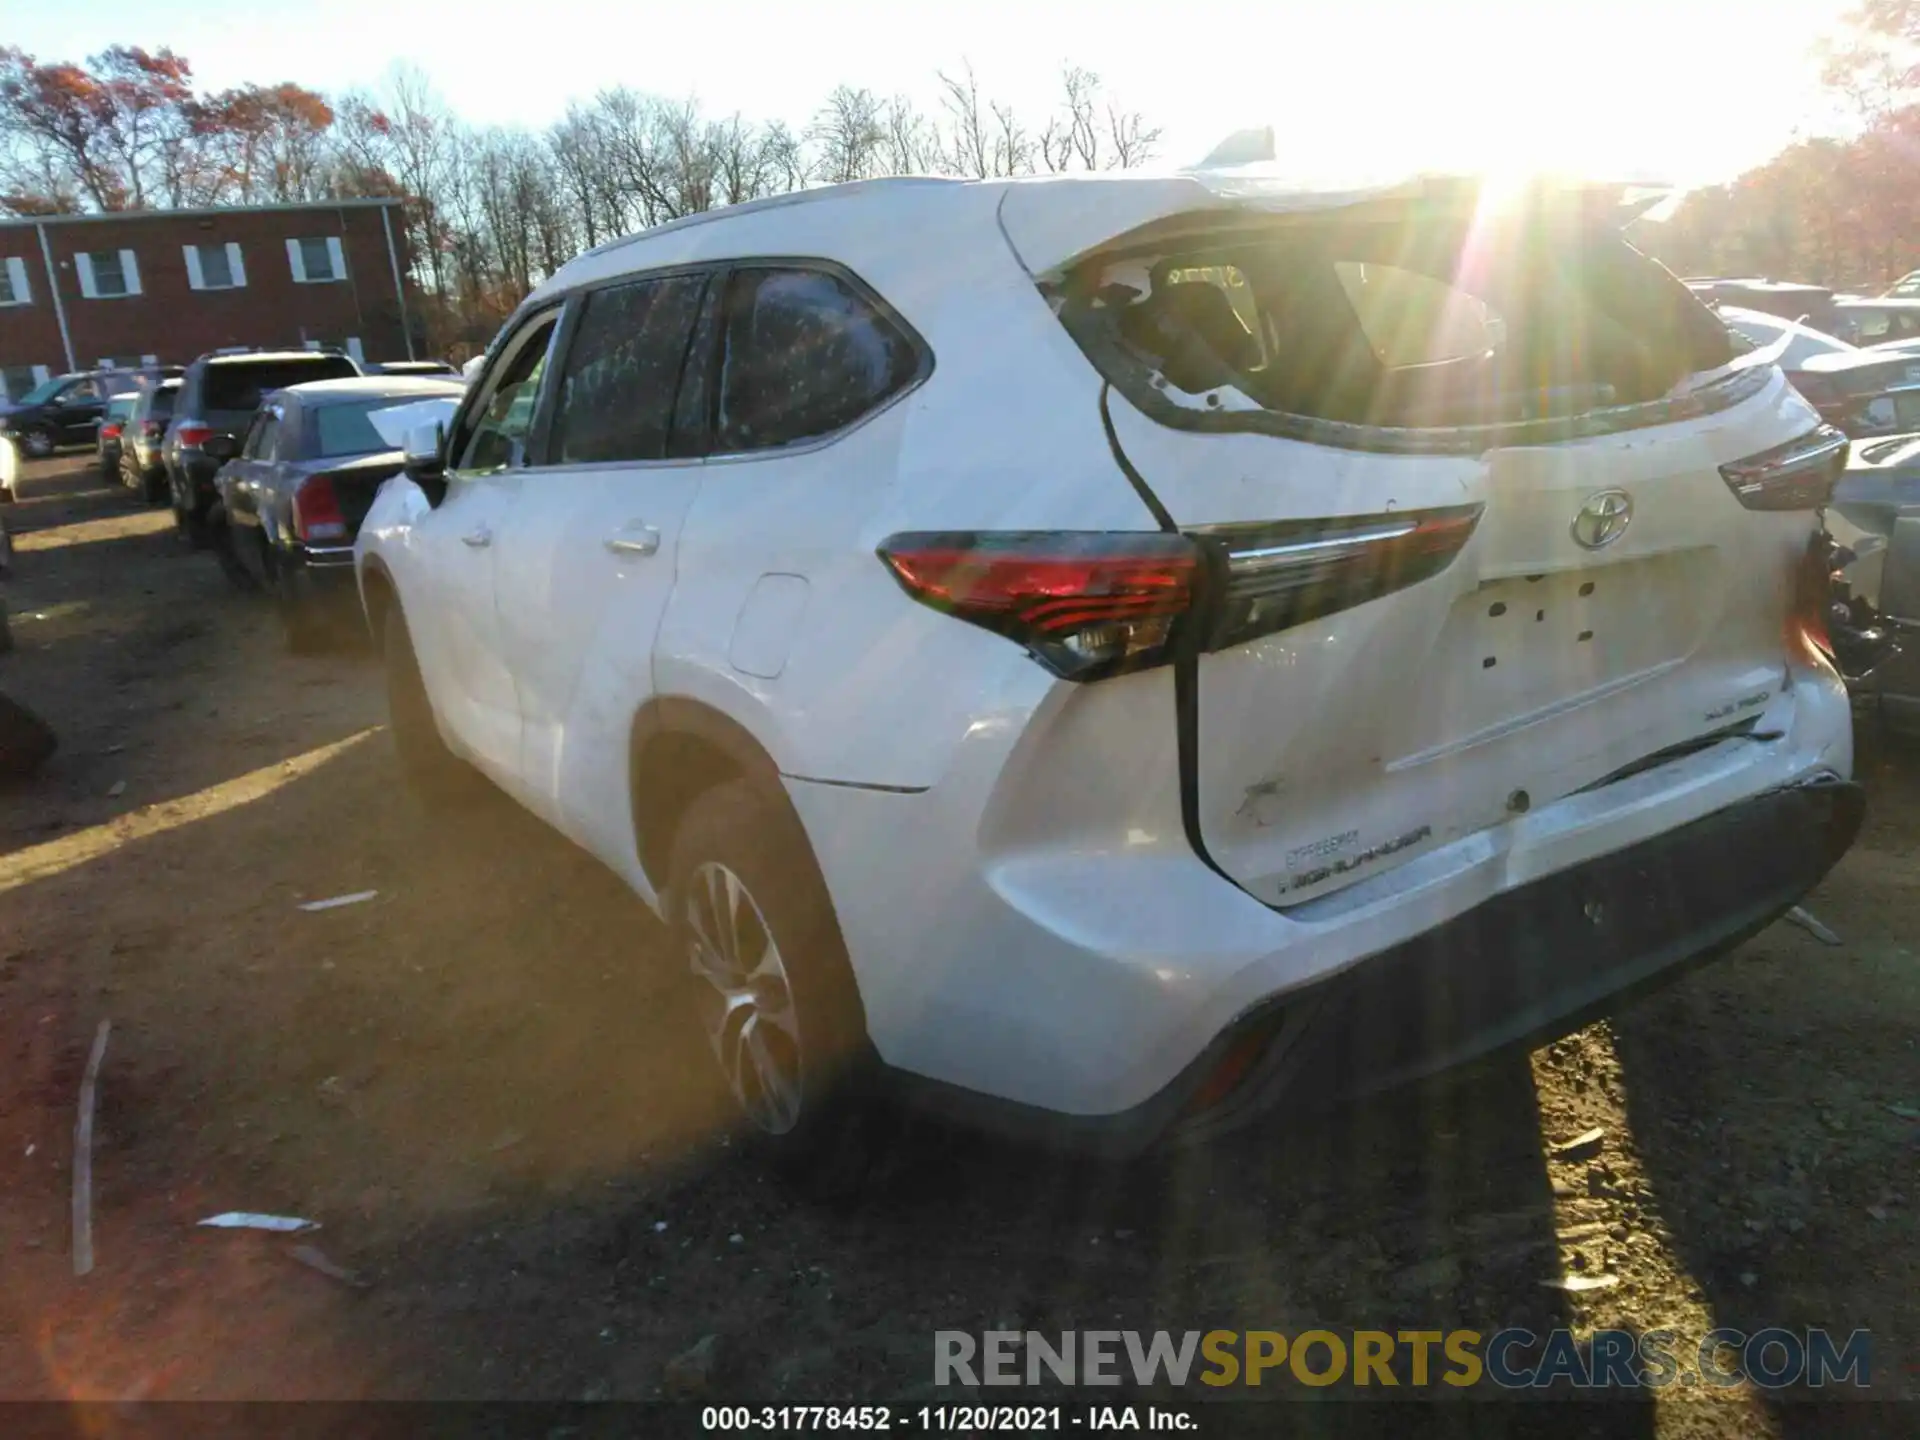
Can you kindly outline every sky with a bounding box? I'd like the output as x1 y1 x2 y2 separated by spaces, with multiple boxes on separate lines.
5 0 1862 187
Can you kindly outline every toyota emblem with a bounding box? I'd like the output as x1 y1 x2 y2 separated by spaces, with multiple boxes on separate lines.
1571 489 1633 550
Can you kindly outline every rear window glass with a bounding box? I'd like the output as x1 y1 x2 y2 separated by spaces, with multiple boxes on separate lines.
313 399 408 458
1076 213 1733 431
148 387 177 418
202 358 357 412
107 395 138 420
1334 262 1504 367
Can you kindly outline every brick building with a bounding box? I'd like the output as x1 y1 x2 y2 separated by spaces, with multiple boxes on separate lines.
0 197 419 401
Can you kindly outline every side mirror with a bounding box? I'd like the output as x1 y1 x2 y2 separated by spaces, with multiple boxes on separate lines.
402 421 448 505
202 433 239 462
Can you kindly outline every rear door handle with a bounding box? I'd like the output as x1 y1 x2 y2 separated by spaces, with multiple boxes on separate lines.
605 525 661 558
461 527 492 548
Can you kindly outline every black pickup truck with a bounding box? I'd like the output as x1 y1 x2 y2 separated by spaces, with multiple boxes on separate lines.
206 375 464 649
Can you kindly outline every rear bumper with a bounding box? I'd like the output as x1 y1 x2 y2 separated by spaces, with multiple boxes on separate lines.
1171 771 1863 1145
281 544 358 609
891 773 1862 1155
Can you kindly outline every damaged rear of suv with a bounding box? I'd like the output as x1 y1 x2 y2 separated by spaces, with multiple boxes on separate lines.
855 175 1861 1149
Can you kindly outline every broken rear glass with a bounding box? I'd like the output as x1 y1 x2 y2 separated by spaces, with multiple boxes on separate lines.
1057 209 1744 449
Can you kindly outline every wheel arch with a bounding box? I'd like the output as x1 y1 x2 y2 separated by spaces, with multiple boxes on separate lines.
358 553 398 645
629 696 794 899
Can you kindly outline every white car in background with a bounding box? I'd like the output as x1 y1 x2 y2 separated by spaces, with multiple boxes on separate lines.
356 172 1863 1172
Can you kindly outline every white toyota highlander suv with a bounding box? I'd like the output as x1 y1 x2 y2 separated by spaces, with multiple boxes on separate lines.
356 171 1862 1166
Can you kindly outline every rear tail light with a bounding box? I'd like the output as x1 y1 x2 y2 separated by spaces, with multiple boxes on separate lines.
99 422 122 440
292 474 348 543
142 420 167 439
877 531 1200 680
877 505 1482 681
1720 426 1847 511
176 421 213 448
1195 505 1484 651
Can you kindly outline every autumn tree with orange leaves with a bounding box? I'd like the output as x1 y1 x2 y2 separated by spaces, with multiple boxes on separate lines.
1637 2 1920 290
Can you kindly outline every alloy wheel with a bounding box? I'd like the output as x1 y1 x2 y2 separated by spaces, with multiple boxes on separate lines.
684 860 804 1135
21 428 53 459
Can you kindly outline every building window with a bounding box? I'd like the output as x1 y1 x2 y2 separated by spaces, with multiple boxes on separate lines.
77 249 141 299
0 257 30 306
184 242 247 291
288 236 346 284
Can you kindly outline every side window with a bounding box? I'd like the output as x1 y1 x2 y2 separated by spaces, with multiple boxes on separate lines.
1850 309 1891 342
456 313 560 472
715 267 921 453
669 282 723 458
1334 261 1504 367
243 409 279 460
550 273 707 464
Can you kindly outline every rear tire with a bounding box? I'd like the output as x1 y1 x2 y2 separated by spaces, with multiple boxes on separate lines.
19 426 53 460
382 606 481 805
140 467 166 506
665 777 878 1194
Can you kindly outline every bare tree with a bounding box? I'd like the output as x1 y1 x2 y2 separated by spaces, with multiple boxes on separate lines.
1106 102 1161 170
882 94 934 175
937 64 992 179
1062 66 1101 170
810 84 885 185
989 99 1033 177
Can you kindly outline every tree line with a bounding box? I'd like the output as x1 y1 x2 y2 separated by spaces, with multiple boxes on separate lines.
0 46 1160 354
1637 1 1920 291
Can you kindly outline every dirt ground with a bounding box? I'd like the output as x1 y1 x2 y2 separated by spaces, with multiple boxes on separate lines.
0 457 1915 1431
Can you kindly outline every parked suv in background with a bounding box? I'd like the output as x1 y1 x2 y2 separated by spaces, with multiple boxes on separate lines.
358 175 1862 1173
164 350 362 546
118 380 180 504
1 366 181 460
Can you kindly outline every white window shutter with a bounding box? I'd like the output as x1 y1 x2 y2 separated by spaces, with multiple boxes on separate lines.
303 339 320 351
75 253 97 298
226 242 246 288
141 354 157 365
287 238 306 283
326 236 346 281
31 365 50 385
120 250 141 296
3 256 27 303
183 244 205 290
346 336 365 365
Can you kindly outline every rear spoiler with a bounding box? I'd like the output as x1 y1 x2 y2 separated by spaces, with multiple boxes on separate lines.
1185 129 1675 223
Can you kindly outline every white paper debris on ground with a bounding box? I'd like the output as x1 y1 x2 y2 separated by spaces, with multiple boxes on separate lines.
106 780 126 798
72 1019 112 1278
298 890 378 913
197 1213 319 1233
1783 906 1842 946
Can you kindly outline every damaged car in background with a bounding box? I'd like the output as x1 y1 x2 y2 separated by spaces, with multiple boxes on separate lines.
356 170 1865 1171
